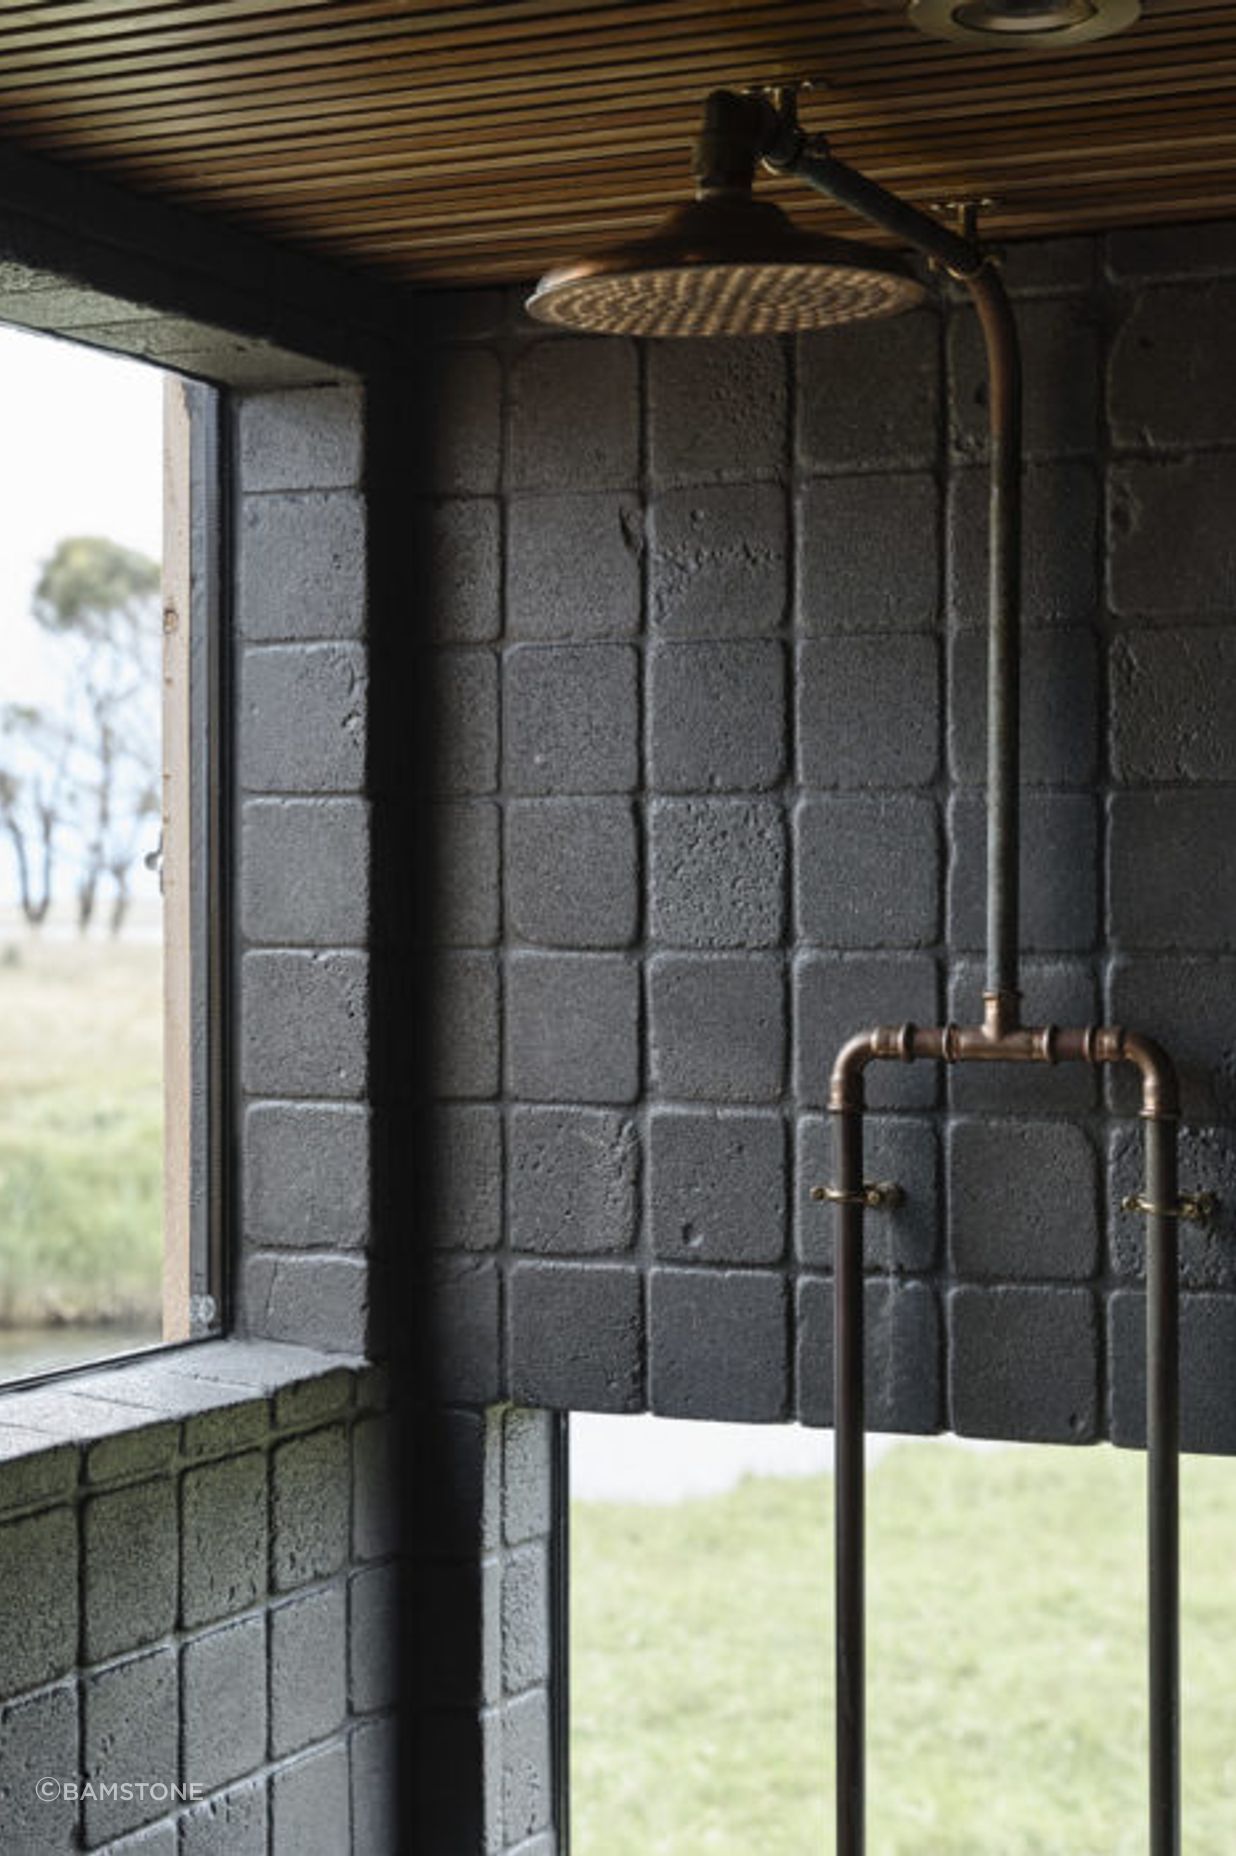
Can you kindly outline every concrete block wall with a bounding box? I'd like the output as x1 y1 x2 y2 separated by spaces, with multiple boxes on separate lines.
419 220 1236 1451
235 381 374 1354
409 1406 559 1856
0 1344 395 1855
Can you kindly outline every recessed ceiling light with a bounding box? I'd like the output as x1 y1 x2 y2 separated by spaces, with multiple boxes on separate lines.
908 0 1140 48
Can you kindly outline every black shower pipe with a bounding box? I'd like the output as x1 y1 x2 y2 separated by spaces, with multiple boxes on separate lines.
701 87 1184 1856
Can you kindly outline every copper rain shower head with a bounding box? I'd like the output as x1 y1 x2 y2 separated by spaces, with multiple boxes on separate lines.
525 92 925 338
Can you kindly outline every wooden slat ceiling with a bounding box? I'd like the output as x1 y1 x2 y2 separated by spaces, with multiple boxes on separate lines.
0 0 1234 287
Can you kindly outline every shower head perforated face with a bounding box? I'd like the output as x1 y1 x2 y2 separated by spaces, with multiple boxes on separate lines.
526 193 926 338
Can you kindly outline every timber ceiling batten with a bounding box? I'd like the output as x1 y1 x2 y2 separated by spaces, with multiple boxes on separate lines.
0 2 1232 284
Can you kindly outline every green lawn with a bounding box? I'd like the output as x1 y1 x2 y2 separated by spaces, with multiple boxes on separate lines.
0 930 163 1326
572 1441 1236 1853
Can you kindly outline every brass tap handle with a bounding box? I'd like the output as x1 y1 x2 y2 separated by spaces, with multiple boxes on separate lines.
811 1181 904 1211
1121 1190 1217 1224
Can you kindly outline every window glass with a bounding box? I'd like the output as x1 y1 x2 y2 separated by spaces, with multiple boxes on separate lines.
0 325 167 1381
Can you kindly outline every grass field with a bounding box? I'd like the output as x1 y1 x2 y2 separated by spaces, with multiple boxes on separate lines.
572 1441 1236 1853
0 928 162 1327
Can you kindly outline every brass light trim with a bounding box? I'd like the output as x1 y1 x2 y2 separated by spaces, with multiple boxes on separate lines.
526 193 925 337
908 0 1140 48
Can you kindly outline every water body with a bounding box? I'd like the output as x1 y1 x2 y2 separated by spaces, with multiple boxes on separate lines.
0 1324 161 1385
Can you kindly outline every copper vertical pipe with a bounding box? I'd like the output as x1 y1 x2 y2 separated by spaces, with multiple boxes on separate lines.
832 1083 868 1856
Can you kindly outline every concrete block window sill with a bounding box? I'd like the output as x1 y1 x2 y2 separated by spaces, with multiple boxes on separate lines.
0 1338 378 1511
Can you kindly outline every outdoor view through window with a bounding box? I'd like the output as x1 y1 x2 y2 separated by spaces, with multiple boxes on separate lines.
0 324 166 1383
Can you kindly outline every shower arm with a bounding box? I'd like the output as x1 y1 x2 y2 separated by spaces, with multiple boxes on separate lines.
696 89 1189 1856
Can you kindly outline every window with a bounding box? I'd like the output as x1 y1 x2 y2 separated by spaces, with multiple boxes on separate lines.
569 1417 1236 1852
0 324 216 1383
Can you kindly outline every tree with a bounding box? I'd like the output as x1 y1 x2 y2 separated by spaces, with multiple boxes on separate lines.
31 537 162 935
0 702 83 930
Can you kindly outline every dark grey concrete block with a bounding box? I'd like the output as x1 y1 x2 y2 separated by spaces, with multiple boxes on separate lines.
949 627 1097 786
95 1823 178 1854
351 1717 399 1856
506 799 638 949
83 1479 177 1662
430 1105 503 1251
239 644 366 794
1109 459 1236 619
649 1269 787 1421
796 1277 941 1432
353 1413 399 1563
797 473 939 632
429 952 500 1100
271 1743 351 1856
503 1408 554 1548
948 958 1098 1113
795 793 939 949
274 1368 352 1431
350 1562 400 1713
272 1426 350 1590
950 297 1098 460
503 1688 553 1846
179 1779 267 1856
1109 1123 1236 1291
648 336 787 484
244 1102 369 1251
998 236 1096 297
1110 1291 1236 1453
509 1263 643 1411
238 490 365 641
649 640 786 792
241 951 367 1099
507 492 642 639
416 347 502 494
434 800 501 947
649 798 785 949
502 1541 550 1697
506 953 639 1104
0 1507 76 1692
182 1615 267 1793
1108 956 1236 1120
422 497 501 643
793 953 939 1110
427 1257 503 1404
649 953 785 1103
1106 220 1236 282
241 1253 369 1353
797 307 939 473
270 1585 347 1756
1110 628 1236 780
0 1683 77 1854
241 798 369 948
509 337 639 490
1110 792 1236 950
948 461 1098 629
649 1109 786 1265
797 636 939 789
503 643 638 796
948 791 1098 953
82 1648 178 1843
434 649 499 795
422 287 507 341
1110 283 1236 450
510 1107 638 1256
649 484 788 636
948 1118 1099 1281
948 1286 1098 1441
795 1113 939 1272
181 1451 268 1628
413 1406 499 1561
238 384 363 492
